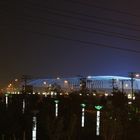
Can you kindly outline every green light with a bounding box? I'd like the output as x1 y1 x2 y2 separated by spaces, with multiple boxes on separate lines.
54 100 59 103
5 93 8 97
81 103 86 108
95 105 103 110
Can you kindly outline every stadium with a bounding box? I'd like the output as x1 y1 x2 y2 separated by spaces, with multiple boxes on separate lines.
26 76 140 96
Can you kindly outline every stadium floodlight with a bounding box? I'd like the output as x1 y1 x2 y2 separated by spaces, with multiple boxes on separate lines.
129 72 140 101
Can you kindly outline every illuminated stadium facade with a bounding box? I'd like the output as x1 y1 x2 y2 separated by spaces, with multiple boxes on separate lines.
27 76 140 94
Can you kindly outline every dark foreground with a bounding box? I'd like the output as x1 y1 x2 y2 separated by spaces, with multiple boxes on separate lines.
0 92 140 140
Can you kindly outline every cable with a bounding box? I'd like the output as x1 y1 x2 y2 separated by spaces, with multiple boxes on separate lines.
19 15 140 42
1 1 140 32
20 3 140 33
3 9 140 43
2 1 140 54
2 6 140 42
46 8 140 32
22 0 140 27
17 27 140 54
63 0 140 18
19 12 140 40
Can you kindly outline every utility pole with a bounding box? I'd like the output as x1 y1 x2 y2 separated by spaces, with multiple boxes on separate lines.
129 72 134 100
112 79 116 92
21 75 33 94
120 79 130 94
121 80 124 93
22 75 28 94
80 78 86 90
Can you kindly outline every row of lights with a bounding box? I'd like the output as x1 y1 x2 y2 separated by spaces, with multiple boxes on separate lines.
43 80 130 87
43 80 68 85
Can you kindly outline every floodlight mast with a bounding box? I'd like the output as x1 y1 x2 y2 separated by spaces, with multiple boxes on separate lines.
129 72 140 100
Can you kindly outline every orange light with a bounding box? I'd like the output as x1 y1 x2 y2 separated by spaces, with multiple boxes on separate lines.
64 80 68 84
15 79 18 82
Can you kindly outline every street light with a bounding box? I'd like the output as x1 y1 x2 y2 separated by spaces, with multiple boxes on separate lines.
5 93 8 108
22 99 25 114
57 77 60 80
15 79 18 82
54 100 59 117
64 80 68 84
81 103 86 127
95 105 103 136
135 74 140 78
32 116 37 140
43 81 47 85
32 110 39 140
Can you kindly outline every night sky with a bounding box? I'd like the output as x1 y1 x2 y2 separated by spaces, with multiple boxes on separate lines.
1 0 140 88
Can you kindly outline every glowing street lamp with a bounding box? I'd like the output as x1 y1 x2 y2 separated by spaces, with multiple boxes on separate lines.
43 81 47 85
81 103 86 127
95 105 103 136
57 77 60 80
54 100 59 117
22 99 25 113
64 80 68 84
32 116 37 140
8 83 12 87
135 74 140 78
15 79 18 82
95 105 103 111
32 110 39 140
5 94 8 108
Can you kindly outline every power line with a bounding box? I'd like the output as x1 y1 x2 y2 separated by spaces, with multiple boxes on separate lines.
21 3 140 33
18 28 140 54
2 5 140 42
2 1 140 32
18 11 140 40
45 8 140 32
46 21 140 42
3 12 140 42
63 0 140 18
23 0 140 27
2 1 140 54
19 15 140 42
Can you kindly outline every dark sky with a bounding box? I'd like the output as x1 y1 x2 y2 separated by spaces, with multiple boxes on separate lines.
1 0 140 88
